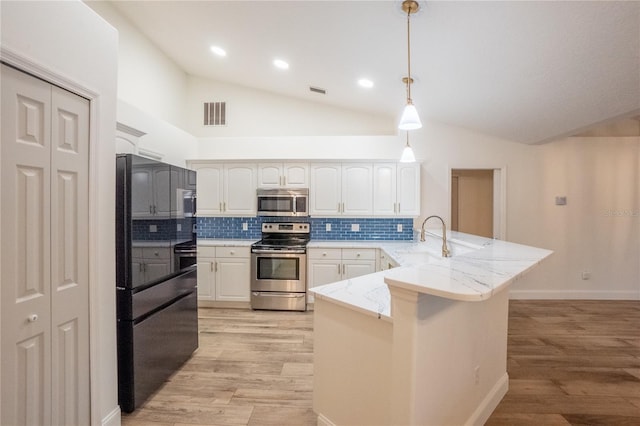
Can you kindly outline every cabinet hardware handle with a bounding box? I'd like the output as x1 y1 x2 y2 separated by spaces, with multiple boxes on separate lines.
230 250 235 255
394 203 397 213
357 253 361 257
342 264 346 275
219 202 222 212
338 264 341 274
28 314 38 323
154 205 157 214
149 205 153 214
223 202 226 212
210 262 214 272
398 203 401 213
215 261 218 272
283 176 286 186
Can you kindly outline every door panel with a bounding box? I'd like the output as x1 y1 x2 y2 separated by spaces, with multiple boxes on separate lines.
50 84 90 426
2 64 90 426
2 64 53 426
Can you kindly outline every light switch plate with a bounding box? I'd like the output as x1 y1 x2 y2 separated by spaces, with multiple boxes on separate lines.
351 223 360 232
149 224 157 233
242 222 248 231
397 224 403 232
555 196 567 205
177 223 182 232
326 223 331 232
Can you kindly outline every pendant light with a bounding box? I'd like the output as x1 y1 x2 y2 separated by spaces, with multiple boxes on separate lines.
400 132 417 163
398 0 422 130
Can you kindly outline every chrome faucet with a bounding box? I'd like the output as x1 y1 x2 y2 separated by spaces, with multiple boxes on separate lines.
420 215 451 257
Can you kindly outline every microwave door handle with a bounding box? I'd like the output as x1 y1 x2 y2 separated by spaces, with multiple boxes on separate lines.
292 195 297 215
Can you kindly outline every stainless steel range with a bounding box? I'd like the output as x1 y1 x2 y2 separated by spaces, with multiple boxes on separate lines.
250 222 310 311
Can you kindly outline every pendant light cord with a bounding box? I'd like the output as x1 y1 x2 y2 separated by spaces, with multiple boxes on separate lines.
406 5 412 102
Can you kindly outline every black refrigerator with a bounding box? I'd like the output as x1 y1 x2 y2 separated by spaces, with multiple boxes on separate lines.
115 154 198 413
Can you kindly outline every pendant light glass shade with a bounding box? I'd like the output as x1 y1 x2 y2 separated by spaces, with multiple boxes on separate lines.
398 102 422 130
400 132 416 163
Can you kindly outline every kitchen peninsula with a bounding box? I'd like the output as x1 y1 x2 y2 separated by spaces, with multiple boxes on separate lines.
310 232 552 426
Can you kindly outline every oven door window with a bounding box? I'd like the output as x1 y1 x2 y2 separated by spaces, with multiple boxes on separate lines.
257 257 299 280
258 196 293 213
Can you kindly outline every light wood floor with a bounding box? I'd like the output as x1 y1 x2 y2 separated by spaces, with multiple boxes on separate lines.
122 300 640 426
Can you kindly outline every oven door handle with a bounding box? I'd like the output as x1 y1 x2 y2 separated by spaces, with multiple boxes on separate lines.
251 249 305 255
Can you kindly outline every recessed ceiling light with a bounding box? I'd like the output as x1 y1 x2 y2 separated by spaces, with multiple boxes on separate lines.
210 46 227 57
358 78 374 88
273 59 289 70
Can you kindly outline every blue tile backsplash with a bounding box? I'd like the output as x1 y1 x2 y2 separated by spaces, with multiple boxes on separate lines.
196 216 414 241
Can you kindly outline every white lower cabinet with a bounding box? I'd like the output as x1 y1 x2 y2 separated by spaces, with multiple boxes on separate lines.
197 246 250 302
307 248 376 303
377 249 399 271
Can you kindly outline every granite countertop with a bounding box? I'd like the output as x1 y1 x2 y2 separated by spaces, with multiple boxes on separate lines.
310 231 553 321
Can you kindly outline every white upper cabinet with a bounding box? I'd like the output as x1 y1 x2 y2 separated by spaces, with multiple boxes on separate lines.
224 163 257 215
191 162 257 216
310 163 342 215
342 163 373 216
258 162 309 188
373 163 420 216
192 163 223 215
396 163 421 216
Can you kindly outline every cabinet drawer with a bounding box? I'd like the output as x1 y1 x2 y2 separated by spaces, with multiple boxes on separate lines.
142 247 171 259
308 248 342 260
197 246 216 258
342 248 376 261
216 246 250 258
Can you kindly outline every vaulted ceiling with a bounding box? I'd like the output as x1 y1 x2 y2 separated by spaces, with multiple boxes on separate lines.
110 0 640 144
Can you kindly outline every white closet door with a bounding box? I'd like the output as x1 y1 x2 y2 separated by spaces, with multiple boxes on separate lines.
50 85 90 426
1 64 53 426
1 64 90 426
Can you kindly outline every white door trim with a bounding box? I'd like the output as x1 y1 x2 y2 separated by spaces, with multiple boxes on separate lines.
447 165 508 240
1 46 113 426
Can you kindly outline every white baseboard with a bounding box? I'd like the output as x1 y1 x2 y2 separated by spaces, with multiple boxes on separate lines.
510 289 640 300
101 405 121 426
465 373 509 426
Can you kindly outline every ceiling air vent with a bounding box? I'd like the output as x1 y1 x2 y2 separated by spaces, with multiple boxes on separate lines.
204 102 226 126
309 86 326 95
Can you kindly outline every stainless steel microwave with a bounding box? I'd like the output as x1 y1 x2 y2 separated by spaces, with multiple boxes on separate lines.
257 188 309 217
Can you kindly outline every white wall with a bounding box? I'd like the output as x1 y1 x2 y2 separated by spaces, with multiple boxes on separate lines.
187 75 395 137
85 0 189 130
1 1 120 425
117 100 198 167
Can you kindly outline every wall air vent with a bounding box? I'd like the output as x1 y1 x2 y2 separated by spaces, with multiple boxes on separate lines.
309 86 327 95
204 102 226 126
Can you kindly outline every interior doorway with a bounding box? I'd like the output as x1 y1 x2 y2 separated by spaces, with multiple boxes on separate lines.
451 169 498 239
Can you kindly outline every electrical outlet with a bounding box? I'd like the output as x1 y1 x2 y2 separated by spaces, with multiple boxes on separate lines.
581 271 591 280
326 223 331 232
242 222 248 231
149 225 157 233
177 223 182 232
397 224 403 232
474 366 480 385
351 223 360 232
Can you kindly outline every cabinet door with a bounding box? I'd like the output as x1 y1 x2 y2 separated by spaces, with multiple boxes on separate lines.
283 163 309 188
193 163 223 215
397 163 421 216
131 167 154 218
196 258 216 300
343 261 376 280
307 260 342 303
257 163 282 188
152 166 173 218
224 164 257 215
373 163 397 215
216 258 250 301
342 164 373 216
310 164 341 215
